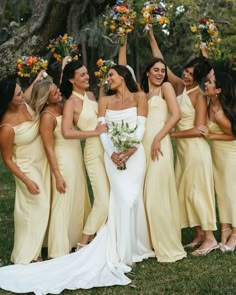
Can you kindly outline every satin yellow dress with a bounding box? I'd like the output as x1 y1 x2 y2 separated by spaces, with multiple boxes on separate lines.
75 92 109 235
208 120 236 226
175 87 216 230
0 104 50 264
143 91 186 262
45 114 91 258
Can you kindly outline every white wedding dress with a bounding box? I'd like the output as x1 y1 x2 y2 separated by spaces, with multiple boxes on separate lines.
0 107 154 294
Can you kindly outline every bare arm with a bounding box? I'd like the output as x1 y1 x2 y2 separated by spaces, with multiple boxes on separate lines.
0 126 40 194
148 26 184 95
40 113 66 193
118 35 127 66
215 111 234 136
199 125 236 141
151 82 180 160
171 92 207 138
62 99 106 139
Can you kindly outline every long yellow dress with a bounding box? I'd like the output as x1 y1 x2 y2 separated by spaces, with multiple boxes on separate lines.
0 104 50 264
76 92 109 235
175 87 217 230
46 114 91 258
208 120 236 226
143 91 186 262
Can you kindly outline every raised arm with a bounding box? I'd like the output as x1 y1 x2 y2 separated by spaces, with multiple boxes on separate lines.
118 35 127 66
148 26 184 95
40 112 66 193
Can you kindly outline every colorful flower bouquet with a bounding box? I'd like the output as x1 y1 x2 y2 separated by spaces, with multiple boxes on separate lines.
94 58 116 92
48 34 80 63
190 18 222 58
103 0 136 45
140 1 169 32
17 55 48 78
109 120 139 170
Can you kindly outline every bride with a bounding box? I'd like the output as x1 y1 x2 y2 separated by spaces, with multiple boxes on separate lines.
0 65 154 294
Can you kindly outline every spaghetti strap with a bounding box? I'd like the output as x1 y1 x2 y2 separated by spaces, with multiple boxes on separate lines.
186 85 199 95
0 123 14 130
41 111 57 119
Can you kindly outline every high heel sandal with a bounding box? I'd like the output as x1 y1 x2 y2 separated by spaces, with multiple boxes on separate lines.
76 242 87 251
220 233 236 253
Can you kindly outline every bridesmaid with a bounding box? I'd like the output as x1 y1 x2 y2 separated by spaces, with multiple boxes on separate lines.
199 72 236 251
148 27 218 255
60 61 110 248
30 79 91 258
141 58 186 262
0 80 50 264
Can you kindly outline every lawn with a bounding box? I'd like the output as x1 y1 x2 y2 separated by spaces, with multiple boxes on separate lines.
0 156 236 295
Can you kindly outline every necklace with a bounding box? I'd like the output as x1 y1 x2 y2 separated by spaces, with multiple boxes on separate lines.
72 91 85 101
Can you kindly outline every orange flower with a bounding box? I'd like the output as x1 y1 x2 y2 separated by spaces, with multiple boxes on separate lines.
117 5 127 13
121 16 128 23
26 56 33 66
96 58 104 67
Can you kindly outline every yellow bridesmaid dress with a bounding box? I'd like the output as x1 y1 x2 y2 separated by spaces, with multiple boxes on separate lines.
75 92 109 235
208 120 236 226
175 87 217 230
143 90 186 262
46 114 91 258
0 104 50 264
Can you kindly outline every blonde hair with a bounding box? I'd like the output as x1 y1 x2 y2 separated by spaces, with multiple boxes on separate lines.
30 80 53 118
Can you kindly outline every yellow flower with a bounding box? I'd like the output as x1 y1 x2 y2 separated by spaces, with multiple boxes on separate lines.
190 25 198 33
110 24 116 31
143 11 150 18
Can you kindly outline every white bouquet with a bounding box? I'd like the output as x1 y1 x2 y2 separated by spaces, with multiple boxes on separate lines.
109 120 140 170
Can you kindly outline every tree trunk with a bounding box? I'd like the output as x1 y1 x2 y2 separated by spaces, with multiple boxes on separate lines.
0 0 115 79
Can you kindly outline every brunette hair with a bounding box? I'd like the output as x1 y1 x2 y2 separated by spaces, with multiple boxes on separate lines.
215 72 236 136
60 61 84 99
0 80 16 121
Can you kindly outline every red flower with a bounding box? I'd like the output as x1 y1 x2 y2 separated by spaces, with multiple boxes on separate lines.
199 18 207 24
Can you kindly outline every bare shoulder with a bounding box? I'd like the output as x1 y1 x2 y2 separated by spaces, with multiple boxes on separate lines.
86 91 97 102
161 81 174 91
134 91 147 101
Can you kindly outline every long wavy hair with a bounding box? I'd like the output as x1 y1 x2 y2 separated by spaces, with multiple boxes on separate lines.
215 72 236 136
60 61 84 99
30 79 53 118
140 58 168 93
108 65 138 94
0 80 16 121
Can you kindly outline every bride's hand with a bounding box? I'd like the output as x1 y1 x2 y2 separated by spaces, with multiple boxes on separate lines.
111 152 124 167
119 147 137 163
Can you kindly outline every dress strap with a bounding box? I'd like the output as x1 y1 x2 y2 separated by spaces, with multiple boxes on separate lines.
0 123 14 130
41 110 57 119
72 91 85 101
186 85 199 95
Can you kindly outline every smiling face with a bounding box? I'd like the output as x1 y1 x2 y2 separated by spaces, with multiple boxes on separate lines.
10 84 25 106
204 78 220 97
70 66 90 90
48 83 62 104
148 61 166 87
182 67 197 87
107 68 124 90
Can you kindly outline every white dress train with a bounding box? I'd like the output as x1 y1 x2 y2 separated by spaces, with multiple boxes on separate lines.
0 107 154 294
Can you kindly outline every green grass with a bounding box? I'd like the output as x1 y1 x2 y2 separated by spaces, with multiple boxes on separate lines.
1 156 236 295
